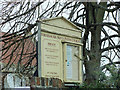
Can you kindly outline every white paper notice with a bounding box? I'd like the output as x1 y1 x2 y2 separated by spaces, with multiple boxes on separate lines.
66 45 72 79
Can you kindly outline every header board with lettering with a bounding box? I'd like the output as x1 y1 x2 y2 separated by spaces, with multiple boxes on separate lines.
40 17 83 83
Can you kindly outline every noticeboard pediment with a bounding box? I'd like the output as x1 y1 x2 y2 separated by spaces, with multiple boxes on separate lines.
41 17 82 32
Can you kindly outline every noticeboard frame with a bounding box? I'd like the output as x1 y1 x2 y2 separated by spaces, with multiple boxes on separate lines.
62 42 83 83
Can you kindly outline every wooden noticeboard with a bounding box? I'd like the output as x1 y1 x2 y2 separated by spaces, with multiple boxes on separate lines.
39 17 83 83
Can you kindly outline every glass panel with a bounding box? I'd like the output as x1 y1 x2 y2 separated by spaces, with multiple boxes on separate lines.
66 45 79 81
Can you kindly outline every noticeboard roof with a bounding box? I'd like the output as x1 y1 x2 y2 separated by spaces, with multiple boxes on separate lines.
40 16 82 32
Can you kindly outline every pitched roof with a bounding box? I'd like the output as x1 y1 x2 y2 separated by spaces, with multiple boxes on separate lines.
40 17 82 38
41 16 82 31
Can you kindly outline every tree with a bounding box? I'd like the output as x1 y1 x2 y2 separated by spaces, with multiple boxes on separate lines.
0 0 120 86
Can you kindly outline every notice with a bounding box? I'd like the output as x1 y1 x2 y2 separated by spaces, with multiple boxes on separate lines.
43 39 61 78
66 45 72 79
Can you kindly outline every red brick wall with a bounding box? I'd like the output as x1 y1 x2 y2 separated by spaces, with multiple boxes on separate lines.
1 73 64 89
30 77 64 88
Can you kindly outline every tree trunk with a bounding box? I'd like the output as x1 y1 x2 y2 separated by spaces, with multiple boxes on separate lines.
85 27 101 83
84 2 107 84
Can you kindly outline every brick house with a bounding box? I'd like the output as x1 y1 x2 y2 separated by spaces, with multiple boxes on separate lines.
0 32 37 73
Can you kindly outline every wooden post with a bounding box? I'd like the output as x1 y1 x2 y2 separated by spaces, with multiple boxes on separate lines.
37 21 42 77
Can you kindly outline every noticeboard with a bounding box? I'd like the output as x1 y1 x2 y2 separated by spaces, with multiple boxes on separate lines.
39 17 83 83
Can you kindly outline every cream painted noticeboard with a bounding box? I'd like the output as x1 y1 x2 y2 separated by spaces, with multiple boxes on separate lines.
40 17 83 83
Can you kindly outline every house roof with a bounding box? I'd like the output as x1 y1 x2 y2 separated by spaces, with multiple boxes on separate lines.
0 32 36 67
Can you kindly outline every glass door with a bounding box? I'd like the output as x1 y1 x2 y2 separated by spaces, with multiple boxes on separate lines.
66 44 79 81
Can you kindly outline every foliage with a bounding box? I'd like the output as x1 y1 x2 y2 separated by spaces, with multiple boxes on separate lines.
79 65 120 88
